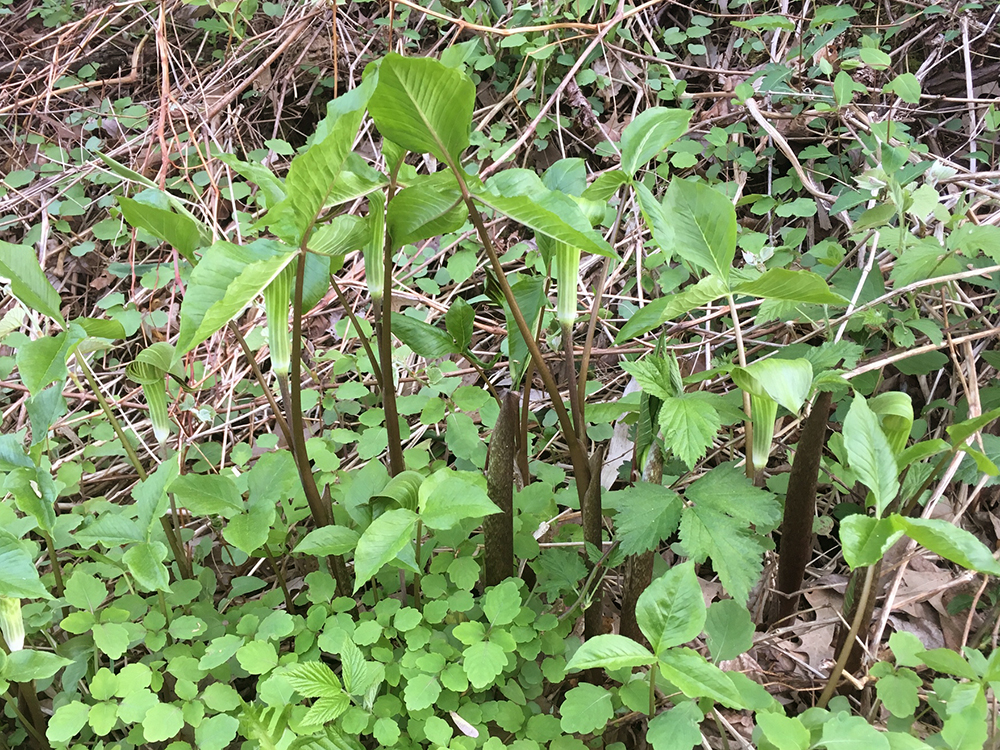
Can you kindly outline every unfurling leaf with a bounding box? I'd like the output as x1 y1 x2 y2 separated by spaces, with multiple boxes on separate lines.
844 395 899 517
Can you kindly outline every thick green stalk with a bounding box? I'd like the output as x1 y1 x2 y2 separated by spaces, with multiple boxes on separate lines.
484 392 518 588
772 391 833 627
288 250 352 596
377 168 404 477
458 188 591 501
583 448 606 642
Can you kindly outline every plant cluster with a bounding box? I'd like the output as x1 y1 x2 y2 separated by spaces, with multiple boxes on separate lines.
2 1 1000 749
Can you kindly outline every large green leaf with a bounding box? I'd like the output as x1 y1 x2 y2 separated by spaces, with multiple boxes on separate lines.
890 238 963 288
219 153 287 208
168 474 244 519
6 467 56 532
97 152 203 214
949 223 1000 259
662 178 737 281
300 252 332 314
891 515 1000 576
16 332 72 397
658 648 745 708
487 168 546 197
733 269 848 305
308 215 369 257
418 469 499 530
223 506 275 556
264 78 375 244
72 317 126 341
445 298 474 351
368 53 475 163
542 157 587 195
387 174 467 248
290 725 366 750
471 188 616 259
616 275 728 342
5 649 72 681
620 107 692 177
840 515 904 569
17 322 89 398
704 599 755 663
24 389 62 447
559 684 615 735
819 712 890 750
123 541 170 592
353 509 418 592
565 634 655 672
175 240 293 360
756 712 811 750
294 526 361 557
0 528 50 599
0 241 65 326
582 169 628 201
323 153 388 207
947 406 1000 446
635 562 706 655
118 194 211 263
634 180 673 251
620 352 683 401
843 396 899 517
73 513 143 548
393 313 459 358
0 434 33 471
133 459 178 536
